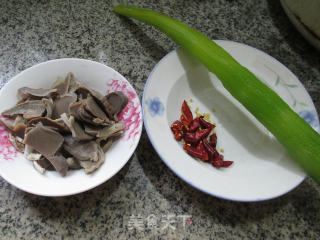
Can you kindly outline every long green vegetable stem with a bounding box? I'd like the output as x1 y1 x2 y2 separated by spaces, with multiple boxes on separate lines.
113 5 320 183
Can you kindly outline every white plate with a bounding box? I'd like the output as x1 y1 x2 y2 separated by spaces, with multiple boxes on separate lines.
0 58 143 197
143 40 320 202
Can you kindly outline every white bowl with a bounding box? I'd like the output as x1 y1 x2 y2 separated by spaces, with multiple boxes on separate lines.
143 40 319 202
280 0 320 51
0 58 143 197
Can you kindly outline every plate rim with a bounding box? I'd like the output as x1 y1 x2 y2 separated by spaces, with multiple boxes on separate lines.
0 58 143 197
142 40 318 202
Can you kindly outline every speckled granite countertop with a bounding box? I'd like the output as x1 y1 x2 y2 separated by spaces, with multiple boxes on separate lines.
0 0 319 239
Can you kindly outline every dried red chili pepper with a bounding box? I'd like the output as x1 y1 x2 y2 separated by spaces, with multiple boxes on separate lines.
184 144 208 160
203 139 218 160
173 131 182 141
210 133 217 148
197 141 209 161
196 141 204 151
180 114 191 129
171 100 233 168
212 154 224 167
189 117 200 132
181 100 193 122
195 128 211 141
196 141 209 161
199 116 215 130
222 161 233 167
171 120 184 141
183 132 198 144
171 120 183 132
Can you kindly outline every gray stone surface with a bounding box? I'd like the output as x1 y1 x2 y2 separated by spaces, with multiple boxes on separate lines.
0 0 319 239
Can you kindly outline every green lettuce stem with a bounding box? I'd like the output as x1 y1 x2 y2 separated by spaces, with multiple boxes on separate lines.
114 5 320 183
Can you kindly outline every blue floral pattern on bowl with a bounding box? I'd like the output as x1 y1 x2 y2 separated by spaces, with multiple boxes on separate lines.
145 97 165 117
299 110 320 129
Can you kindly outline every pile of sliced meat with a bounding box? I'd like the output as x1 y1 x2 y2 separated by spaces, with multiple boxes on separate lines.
0 73 128 176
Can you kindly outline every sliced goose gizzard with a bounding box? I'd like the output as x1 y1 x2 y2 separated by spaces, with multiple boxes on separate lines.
97 122 125 138
24 145 42 161
18 87 57 101
1 72 128 176
46 154 68 177
9 133 25 153
37 157 54 170
75 85 104 102
51 72 75 96
63 139 105 173
74 85 110 117
23 125 67 176
33 157 55 175
67 73 79 93
101 139 113 153
79 146 105 174
27 117 70 133
69 100 110 126
60 113 93 141
84 95 108 121
83 124 102 136
0 115 15 130
66 157 81 170
79 107 96 124
33 160 46 175
68 101 83 120
42 98 54 118
75 83 108 108
13 116 27 138
0 115 27 139
95 124 124 153
63 136 105 173
2 100 46 119
63 135 102 162
84 123 124 143
23 124 64 157
51 93 77 119
101 91 128 120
